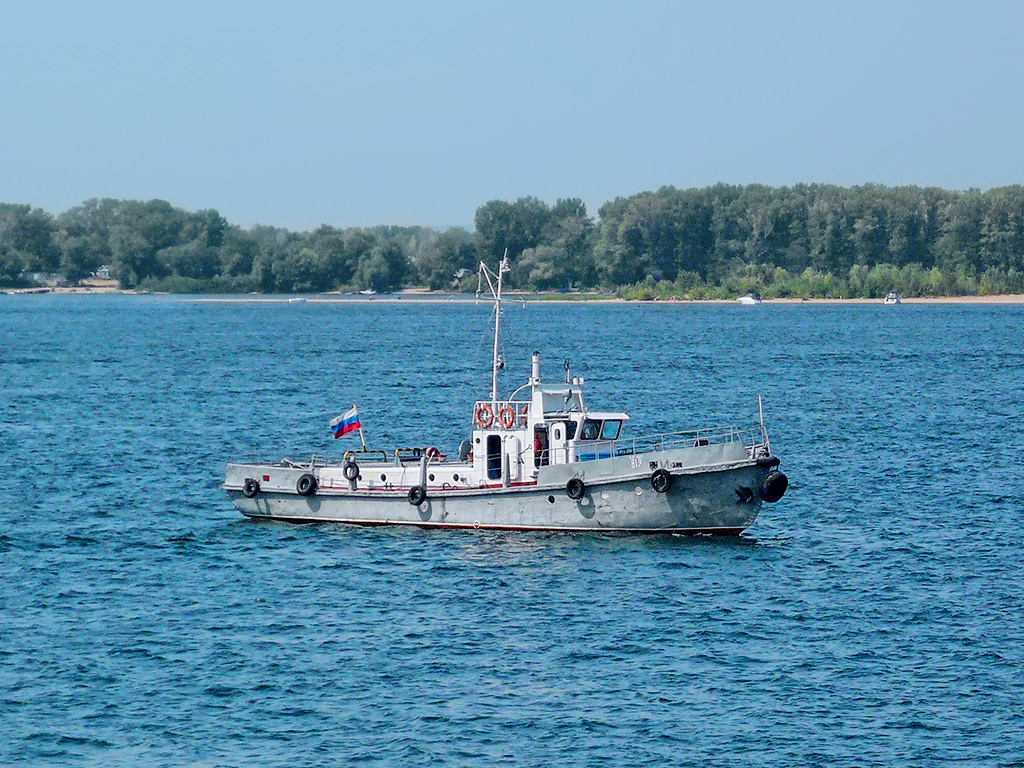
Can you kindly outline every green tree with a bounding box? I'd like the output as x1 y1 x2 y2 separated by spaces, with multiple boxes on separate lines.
355 241 409 292
520 198 595 289
0 204 58 274
57 235 103 283
158 241 221 280
0 248 25 286
272 247 332 292
474 197 551 280
417 227 477 290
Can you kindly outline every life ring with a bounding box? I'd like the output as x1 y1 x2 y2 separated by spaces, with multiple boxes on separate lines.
242 478 260 498
498 405 515 429
296 473 318 496
651 468 673 493
475 403 494 428
342 461 359 481
425 446 441 461
566 477 586 500
518 404 529 426
408 485 427 506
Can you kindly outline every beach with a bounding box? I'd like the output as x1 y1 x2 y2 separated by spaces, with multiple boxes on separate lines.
6 283 1024 304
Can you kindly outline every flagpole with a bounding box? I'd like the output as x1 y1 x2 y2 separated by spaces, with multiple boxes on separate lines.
355 403 367 451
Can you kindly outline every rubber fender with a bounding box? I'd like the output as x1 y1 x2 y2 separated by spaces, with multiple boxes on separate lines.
296 473 318 496
758 470 788 503
566 477 586 500
651 468 673 493
242 478 260 498
756 456 781 468
342 461 359 481
408 485 427 506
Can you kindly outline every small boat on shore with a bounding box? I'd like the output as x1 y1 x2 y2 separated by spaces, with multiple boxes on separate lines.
737 293 762 305
223 258 788 533
884 292 902 305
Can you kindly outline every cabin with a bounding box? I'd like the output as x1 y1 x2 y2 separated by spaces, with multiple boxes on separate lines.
468 352 629 486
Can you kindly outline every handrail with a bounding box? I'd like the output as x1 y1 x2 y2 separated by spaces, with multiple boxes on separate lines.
603 424 769 458
472 399 530 428
343 449 389 463
393 446 448 464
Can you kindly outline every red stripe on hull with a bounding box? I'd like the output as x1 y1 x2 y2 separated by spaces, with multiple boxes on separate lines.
317 481 540 493
240 513 745 536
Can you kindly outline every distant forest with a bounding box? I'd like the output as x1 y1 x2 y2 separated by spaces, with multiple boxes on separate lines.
3 183 1024 298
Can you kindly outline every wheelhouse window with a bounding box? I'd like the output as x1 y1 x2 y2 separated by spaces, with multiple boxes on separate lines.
580 419 601 440
601 420 622 440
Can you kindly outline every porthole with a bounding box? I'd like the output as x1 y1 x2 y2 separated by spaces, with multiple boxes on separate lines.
428 473 435 482
453 473 460 481
548 495 555 503
380 474 387 481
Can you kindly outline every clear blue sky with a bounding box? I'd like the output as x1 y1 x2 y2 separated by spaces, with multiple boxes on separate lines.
2 0 1022 231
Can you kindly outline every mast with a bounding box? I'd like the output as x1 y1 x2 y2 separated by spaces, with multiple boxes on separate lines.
478 251 510 406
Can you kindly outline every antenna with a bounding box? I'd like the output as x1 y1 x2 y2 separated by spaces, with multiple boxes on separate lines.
478 249 510 406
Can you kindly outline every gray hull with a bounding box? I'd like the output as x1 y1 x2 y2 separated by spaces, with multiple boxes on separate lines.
225 459 770 535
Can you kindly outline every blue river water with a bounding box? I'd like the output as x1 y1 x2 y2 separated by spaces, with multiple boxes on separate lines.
1 295 1022 767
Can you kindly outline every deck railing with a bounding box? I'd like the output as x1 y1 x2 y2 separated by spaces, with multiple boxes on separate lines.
579 424 769 461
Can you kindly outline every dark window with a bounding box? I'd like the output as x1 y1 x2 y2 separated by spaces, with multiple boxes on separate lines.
565 420 578 440
581 419 601 440
533 427 549 467
486 435 502 480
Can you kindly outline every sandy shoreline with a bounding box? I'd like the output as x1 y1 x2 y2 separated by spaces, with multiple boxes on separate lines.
182 295 1024 305
5 286 1024 305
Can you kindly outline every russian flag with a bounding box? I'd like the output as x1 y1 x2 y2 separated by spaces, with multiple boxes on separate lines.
330 407 361 439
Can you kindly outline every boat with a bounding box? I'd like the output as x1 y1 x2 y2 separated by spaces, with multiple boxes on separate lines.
359 289 377 296
884 292 902 305
736 293 762 305
222 257 789 534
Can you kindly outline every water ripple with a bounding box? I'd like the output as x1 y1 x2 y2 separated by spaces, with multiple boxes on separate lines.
1 297 1023 766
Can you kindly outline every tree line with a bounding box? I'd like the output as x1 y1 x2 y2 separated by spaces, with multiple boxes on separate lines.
2 183 1024 297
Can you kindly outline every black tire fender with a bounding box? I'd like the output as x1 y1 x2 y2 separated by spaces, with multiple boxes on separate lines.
242 478 260 498
758 470 788 503
342 461 359 481
296 473 318 496
408 485 427 506
651 468 673 493
566 477 586 500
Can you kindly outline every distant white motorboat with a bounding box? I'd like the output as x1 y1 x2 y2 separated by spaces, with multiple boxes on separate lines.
287 298 306 303
359 289 377 296
737 293 762 305
884 292 902 305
